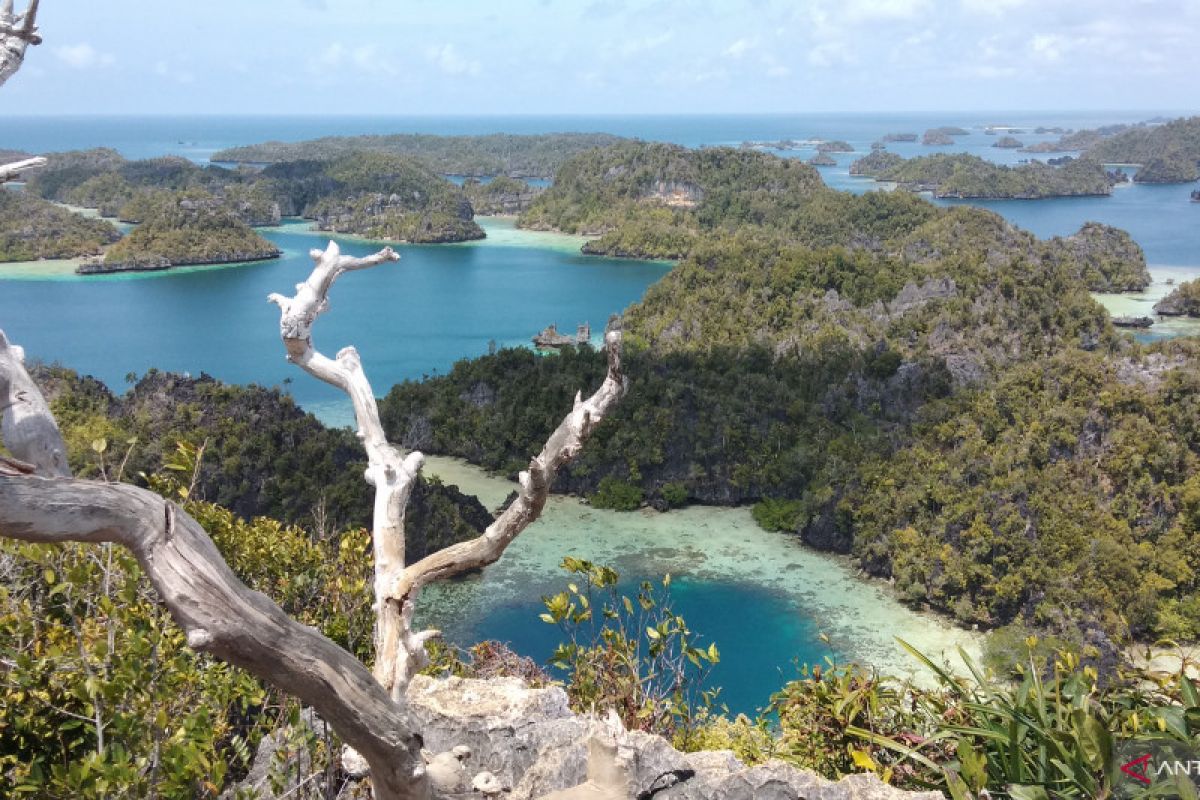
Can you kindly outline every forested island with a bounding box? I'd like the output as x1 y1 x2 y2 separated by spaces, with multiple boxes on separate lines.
461 175 542 215
20 147 492 258
90 189 281 274
210 132 626 179
1022 116 1200 182
1155 278 1200 316
847 151 1115 199
0 188 121 261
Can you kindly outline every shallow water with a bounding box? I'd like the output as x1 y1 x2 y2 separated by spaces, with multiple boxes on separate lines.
419 456 983 716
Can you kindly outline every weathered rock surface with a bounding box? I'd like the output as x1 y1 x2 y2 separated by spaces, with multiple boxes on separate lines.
405 675 943 800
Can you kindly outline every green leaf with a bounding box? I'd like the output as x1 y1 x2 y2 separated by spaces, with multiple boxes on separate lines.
1007 785 1050 800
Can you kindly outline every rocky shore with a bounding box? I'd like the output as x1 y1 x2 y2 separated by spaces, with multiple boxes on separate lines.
76 248 281 275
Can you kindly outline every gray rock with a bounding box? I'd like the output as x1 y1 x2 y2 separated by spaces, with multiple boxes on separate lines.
405 676 943 800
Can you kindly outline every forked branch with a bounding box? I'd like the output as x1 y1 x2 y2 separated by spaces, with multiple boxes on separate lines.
271 241 627 696
269 240 420 699
0 0 42 88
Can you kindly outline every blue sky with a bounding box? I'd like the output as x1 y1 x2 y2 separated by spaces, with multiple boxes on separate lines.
2 0 1197 114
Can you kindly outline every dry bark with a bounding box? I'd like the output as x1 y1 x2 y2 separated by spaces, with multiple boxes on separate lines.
0 0 41 88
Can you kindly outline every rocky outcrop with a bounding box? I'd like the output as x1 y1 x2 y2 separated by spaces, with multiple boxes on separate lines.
641 180 704 208
1154 279 1200 317
311 192 485 243
921 131 953 146
405 675 944 800
992 136 1023 149
78 248 280 275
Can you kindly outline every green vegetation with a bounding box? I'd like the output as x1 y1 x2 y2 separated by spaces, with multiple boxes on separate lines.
1086 116 1200 183
382 141 1170 644
0 442 381 797
531 564 1200 798
518 141 951 258
848 150 904 177
25 148 489 245
304 153 483 242
461 175 541 215
1154 278 1200 317
589 476 645 510
211 132 626 178
98 189 280 272
847 152 1114 199
0 188 120 262
32 365 489 546
539 559 720 744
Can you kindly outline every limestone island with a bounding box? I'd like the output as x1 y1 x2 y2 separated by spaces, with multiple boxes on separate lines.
25 148 491 247
1027 116 1200 183
848 152 1116 199
461 176 543 216
921 130 955 146
808 153 837 166
992 136 1024 149
816 140 854 153
882 132 918 143
1154 278 1200 317
83 189 280 275
209 132 626 181
0 188 121 262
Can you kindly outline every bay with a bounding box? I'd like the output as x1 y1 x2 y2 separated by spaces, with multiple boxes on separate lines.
0 217 670 425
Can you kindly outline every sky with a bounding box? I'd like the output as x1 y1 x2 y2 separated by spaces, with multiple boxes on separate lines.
1 0 1198 115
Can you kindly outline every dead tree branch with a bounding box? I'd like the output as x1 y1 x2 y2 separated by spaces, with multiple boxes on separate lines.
0 155 47 183
270 241 626 697
0 0 42 87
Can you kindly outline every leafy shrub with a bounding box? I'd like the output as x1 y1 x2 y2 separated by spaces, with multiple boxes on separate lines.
540 558 719 745
660 481 689 509
752 498 805 532
589 476 644 511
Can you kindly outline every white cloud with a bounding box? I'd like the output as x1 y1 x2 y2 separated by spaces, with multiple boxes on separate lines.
723 37 756 59
961 0 1029 16
53 44 115 69
1029 33 1064 62
808 40 854 67
153 61 195 85
425 44 481 77
844 0 931 22
617 31 674 58
317 42 345 69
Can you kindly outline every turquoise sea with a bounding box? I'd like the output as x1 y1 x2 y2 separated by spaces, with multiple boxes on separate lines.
1 113 1197 713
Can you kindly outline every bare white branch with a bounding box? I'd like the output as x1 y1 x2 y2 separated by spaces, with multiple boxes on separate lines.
390 325 625 617
0 155 46 183
269 239 421 699
0 328 70 477
0 0 42 88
